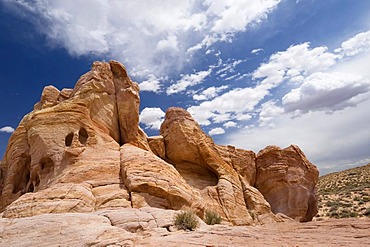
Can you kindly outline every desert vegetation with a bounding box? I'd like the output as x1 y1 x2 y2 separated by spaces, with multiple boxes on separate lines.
204 210 222 225
314 163 370 220
174 210 199 231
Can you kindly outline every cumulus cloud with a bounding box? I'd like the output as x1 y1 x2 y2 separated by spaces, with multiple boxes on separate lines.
254 42 338 87
223 121 237 128
221 30 370 174
3 0 281 80
139 107 165 130
188 85 268 126
193 85 228 101
258 100 284 126
166 69 212 95
186 29 370 147
282 72 370 114
209 127 225 136
225 94 370 174
335 30 370 57
0 126 15 133
188 0 281 52
138 74 163 93
187 29 370 133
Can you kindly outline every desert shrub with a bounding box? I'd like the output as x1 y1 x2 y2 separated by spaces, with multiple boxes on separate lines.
204 210 222 225
174 211 199 231
339 211 350 218
329 206 337 212
340 202 353 207
326 201 339 207
329 212 339 218
349 212 358 217
364 207 370 216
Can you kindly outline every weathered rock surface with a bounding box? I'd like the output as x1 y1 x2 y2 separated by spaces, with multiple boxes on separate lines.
255 145 319 222
0 60 319 231
160 107 278 224
0 208 369 246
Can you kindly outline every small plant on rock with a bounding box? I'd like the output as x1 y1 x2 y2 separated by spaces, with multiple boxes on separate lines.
174 210 199 231
204 210 222 225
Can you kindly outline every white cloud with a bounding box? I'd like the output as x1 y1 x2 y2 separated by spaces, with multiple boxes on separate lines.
251 48 263 55
222 30 370 174
335 30 370 57
258 100 284 126
223 121 237 128
138 74 163 92
187 84 269 126
166 69 212 95
215 59 244 76
282 72 370 114
199 0 281 46
156 34 179 52
209 127 225 136
187 30 370 136
0 126 15 133
139 107 165 130
4 0 281 80
193 85 228 101
225 95 370 174
253 42 338 87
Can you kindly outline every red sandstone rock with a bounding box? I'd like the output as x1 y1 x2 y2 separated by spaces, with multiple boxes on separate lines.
255 145 319 222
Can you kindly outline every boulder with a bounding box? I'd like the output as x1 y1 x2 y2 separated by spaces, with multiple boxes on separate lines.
255 145 319 222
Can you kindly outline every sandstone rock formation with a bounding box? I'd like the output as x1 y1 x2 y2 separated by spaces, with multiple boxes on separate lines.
255 145 319 222
0 60 319 226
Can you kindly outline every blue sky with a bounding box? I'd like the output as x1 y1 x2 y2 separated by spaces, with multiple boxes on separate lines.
1 0 370 175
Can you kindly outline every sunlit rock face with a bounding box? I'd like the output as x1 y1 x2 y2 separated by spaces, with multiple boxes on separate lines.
255 145 319 222
0 61 319 225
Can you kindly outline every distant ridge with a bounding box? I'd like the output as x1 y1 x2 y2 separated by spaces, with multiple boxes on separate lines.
315 163 370 220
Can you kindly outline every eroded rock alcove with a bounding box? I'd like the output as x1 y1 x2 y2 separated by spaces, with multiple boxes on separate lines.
0 61 319 224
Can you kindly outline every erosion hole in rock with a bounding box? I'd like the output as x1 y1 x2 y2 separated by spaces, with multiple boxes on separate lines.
174 162 218 190
35 174 40 188
65 132 74 146
27 173 40 193
78 127 88 144
40 157 54 174
27 182 34 193
12 154 31 194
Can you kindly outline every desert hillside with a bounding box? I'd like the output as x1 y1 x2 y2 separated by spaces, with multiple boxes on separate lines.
315 163 370 220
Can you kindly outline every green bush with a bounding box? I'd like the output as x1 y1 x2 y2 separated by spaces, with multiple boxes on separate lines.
204 210 222 225
174 211 199 231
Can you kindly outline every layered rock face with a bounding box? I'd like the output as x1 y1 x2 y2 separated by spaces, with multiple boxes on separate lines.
0 61 319 224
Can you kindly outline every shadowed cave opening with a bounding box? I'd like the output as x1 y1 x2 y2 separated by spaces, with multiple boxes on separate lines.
65 132 73 146
78 127 88 144
12 154 31 194
40 157 54 174
173 162 218 190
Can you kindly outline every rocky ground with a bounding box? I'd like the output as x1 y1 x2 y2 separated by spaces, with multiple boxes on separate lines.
314 163 370 221
1 208 369 246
